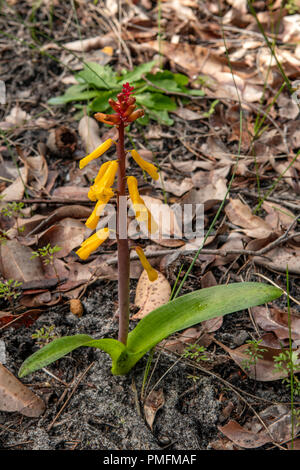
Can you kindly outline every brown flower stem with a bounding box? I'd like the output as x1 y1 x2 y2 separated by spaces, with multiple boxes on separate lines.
116 122 130 345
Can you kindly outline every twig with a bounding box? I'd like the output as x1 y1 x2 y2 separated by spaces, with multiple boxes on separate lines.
47 361 94 431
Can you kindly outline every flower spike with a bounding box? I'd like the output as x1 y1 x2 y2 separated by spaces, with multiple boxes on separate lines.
130 150 159 180
76 228 110 260
79 139 113 169
135 246 158 282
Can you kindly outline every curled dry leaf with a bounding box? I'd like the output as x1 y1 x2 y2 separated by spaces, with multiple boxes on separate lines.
37 217 87 258
225 198 273 238
132 270 171 320
155 171 194 197
52 186 89 200
216 338 300 381
0 309 43 329
47 126 77 157
0 166 28 202
0 364 45 417
252 306 300 341
253 246 300 275
143 388 165 431
25 153 49 193
219 405 298 448
0 239 44 282
78 116 103 155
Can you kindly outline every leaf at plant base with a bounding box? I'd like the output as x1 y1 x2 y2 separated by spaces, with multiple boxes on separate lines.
121 60 156 83
126 283 282 363
0 239 44 282
143 388 165 431
0 364 45 417
145 71 186 93
90 91 116 112
76 62 119 90
48 90 100 105
136 92 177 111
19 283 282 378
132 270 171 320
18 335 126 378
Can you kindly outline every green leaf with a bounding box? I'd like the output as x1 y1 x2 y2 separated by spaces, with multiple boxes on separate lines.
90 91 117 112
135 92 177 111
18 335 125 378
184 89 205 96
120 61 156 84
18 282 282 378
48 90 100 105
146 109 174 126
113 282 282 374
76 62 119 90
145 71 184 93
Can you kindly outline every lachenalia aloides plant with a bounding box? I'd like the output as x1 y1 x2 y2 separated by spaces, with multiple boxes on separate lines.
19 83 283 379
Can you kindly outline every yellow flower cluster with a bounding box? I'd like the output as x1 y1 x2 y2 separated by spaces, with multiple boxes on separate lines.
75 140 159 282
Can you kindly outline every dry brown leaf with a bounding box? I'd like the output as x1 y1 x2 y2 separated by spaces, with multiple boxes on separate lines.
155 172 194 197
25 153 48 192
253 246 300 275
144 40 229 78
0 364 45 417
78 116 103 154
252 306 300 341
218 420 270 449
219 405 298 448
225 198 273 238
5 106 30 127
143 388 165 431
217 339 299 381
0 166 28 202
37 218 87 258
132 270 171 320
51 186 89 200
0 239 44 282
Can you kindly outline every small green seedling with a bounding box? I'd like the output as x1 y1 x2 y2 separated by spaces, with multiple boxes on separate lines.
0 279 22 313
183 344 209 363
242 339 267 371
1 202 25 233
31 244 62 281
32 325 58 348
274 350 300 396
18 84 283 380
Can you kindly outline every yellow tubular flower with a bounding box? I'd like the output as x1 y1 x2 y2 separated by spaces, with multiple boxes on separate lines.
79 139 113 169
94 160 112 184
135 247 158 282
127 176 158 234
130 149 159 180
88 160 118 201
76 228 110 260
85 194 112 230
